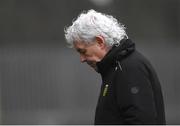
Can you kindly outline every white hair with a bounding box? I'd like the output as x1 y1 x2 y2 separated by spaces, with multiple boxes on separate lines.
64 9 128 48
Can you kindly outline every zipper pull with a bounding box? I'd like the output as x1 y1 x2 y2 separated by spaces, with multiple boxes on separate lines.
103 84 109 96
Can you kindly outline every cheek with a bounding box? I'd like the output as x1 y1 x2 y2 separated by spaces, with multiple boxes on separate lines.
86 55 100 62
90 52 101 62
83 53 96 61
86 48 101 62
85 56 96 61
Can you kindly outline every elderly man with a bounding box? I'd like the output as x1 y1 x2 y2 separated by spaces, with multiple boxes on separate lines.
64 9 166 124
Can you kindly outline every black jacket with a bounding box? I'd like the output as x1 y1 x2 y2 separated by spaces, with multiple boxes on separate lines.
95 39 166 124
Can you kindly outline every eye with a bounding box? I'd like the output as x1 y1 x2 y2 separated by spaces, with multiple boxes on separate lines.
80 50 86 54
77 49 86 54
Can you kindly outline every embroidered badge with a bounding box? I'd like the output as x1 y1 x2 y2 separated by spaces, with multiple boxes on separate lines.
103 84 109 96
131 86 139 94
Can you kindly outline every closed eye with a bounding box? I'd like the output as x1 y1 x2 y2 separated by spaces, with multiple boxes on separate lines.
77 49 86 54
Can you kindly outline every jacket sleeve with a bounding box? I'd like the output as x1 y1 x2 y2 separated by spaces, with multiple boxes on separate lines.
115 60 158 124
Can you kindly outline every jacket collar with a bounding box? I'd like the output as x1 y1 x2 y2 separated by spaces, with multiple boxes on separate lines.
96 39 135 75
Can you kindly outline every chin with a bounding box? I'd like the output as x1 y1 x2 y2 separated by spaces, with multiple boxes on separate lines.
90 65 98 72
87 62 98 71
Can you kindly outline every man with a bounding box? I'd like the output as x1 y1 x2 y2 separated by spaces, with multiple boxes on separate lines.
64 9 166 124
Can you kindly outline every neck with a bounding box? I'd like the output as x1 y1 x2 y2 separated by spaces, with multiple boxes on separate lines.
101 46 112 60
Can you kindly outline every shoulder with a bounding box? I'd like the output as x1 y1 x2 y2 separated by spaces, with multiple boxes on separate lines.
112 50 158 85
121 51 150 74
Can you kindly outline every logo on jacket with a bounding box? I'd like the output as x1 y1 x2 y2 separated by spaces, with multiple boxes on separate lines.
103 84 109 96
131 86 139 94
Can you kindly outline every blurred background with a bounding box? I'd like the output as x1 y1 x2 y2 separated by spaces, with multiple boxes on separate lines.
0 0 179 124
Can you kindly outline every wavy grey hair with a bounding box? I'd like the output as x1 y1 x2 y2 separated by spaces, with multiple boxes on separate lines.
64 9 128 48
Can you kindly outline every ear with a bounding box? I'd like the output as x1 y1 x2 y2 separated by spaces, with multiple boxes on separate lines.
95 36 106 49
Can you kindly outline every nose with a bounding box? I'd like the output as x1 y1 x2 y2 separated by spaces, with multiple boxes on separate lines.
80 55 86 63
